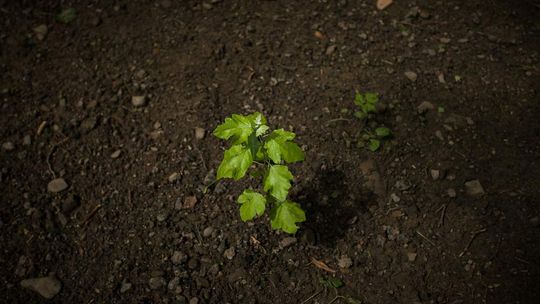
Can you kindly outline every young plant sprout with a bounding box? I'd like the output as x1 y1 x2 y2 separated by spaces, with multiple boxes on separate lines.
213 112 306 234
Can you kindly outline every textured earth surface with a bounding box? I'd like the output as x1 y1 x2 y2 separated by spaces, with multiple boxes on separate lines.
1 0 539 303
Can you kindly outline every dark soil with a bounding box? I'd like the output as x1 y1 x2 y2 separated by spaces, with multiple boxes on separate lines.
1 0 539 303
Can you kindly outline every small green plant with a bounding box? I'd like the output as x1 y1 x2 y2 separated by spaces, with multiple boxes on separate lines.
352 91 392 151
353 91 378 120
213 112 306 234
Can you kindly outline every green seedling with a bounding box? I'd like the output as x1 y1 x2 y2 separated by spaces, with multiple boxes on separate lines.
353 91 378 120
319 277 344 289
56 8 76 24
352 91 392 151
213 112 306 234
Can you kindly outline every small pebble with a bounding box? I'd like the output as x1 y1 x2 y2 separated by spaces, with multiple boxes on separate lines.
110 150 122 159
404 71 418 82
168 172 180 183
202 226 214 237
120 281 132 293
131 95 146 107
430 169 440 180
447 188 457 198
33 24 48 41
338 256 353 268
47 178 68 193
148 277 166 290
465 180 485 197
407 252 417 262
2 142 15 151
223 247 236 260
279 237 297 248
417 101 435 114
171 251 188 265
20 276 61 299
195 127 205 140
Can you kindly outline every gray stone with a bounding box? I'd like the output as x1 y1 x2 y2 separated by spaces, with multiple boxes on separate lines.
23 135 32 146
417 101 435 114
20 276 61 299
2 142 15 151
148 277 166 290
167 277 182 294
120 281 131 293
202 226 214 238
465 180 485 197
223 247 235 260
279 237 297 248
326 45 337 55
404 71 418 82
47 178 68 193
81 117 97 131
33 24 48 41
447 188 457 198
171 251 187 265
194 127 205 140
337 256 353 268
131 95 146 107
168 172 180 183
430 169 440 180
110 150 122 159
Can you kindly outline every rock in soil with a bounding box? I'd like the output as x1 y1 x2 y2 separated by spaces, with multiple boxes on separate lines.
148 276 166 290
131 95 146 107
417 101 435 114
404 71 418 82
171 251 188 265
202 226 214 237
182 196 198 209
33 24 48 41
47 178 68 193
279 237 297 248
465 179 485 197
223 247 236 260
2 141 15 151
338 256 353 268
20 276 61 299
120 281 131 293
110 150 122 159
194 127 206 139
407 252 418 262
359 159 385 202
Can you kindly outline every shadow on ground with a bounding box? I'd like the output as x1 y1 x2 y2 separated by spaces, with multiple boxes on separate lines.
298 169 368 247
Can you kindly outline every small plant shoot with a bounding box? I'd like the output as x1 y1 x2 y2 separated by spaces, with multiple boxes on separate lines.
213 112 306 234
353 91 392 151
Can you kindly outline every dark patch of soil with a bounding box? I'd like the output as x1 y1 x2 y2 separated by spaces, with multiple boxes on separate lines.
1 0 539 303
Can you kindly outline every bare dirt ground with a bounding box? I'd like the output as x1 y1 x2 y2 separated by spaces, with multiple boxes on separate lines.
1 0 539 303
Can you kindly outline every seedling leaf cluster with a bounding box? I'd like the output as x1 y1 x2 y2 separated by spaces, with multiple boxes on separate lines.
213 113 306 234
353 91 392 151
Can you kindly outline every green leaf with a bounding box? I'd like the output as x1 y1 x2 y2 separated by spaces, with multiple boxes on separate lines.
270 200 306 234
354 111 366 119
213 114 255 144
255 125 269 137
375 127 391 138
320 277 344 289
264 129 304 164
263 165 293 202
216 145 253 180
354 92 378 114
56 8 76 24
368 139 380 151
237 190 266 221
